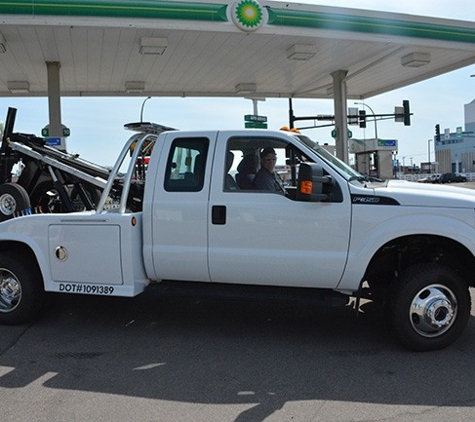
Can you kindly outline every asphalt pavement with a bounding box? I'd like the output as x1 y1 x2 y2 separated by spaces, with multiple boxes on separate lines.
1 285 475 422
3 181 475 421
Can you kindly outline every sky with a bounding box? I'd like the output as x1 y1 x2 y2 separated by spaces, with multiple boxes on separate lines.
1 0 475 167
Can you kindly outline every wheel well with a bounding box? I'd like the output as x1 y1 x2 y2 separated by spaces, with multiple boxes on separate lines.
0 241 40 269
364 235 475 297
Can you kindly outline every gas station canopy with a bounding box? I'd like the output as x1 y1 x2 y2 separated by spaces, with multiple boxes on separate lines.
0 0 475 99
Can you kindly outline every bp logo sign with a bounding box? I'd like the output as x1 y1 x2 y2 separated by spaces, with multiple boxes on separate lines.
230 0 267 32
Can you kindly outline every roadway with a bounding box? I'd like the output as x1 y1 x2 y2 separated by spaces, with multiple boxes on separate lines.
2 181 475 421
1 284 475 422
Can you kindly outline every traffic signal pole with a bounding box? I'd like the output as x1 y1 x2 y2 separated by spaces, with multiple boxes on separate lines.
288 98 412 165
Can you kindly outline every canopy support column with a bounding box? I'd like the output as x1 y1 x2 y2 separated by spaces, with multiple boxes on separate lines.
46 61 66 151
331 70 349 163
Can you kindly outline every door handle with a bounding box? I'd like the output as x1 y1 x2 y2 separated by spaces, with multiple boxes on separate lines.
212 205 226 225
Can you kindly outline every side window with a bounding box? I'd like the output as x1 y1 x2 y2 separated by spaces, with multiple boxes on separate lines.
164 137 209 192
225 137 304 194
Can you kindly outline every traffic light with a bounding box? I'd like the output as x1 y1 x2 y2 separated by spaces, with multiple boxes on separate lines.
358 109 366 128
435 124 440 142
403 100 411 126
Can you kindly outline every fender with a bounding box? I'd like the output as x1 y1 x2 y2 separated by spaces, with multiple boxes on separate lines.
336 206 475 292
0 231 53 289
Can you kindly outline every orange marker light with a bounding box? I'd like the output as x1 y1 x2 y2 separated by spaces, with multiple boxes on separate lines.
280 126 301 133
300 181 312 195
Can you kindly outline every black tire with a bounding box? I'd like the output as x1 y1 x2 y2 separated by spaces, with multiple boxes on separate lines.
0 183 31 222
389 263 471 351
30 181 64 213
0 252 45 325
70 184 101 211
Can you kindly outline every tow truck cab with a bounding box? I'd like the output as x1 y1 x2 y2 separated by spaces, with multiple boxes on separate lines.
141 129 351 287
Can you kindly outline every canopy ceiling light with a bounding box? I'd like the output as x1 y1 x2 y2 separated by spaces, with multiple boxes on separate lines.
125 81 145 94
7 81 30 94
287 44 316 61
140 37 167 55
0 33 6 53
235 83 256 94
401 52 431 68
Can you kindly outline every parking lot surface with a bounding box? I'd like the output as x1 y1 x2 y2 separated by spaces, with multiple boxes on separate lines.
1 285 475 422
3 181 475 421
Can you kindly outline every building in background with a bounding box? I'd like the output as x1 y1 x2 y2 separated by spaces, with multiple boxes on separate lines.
434 99 475 173
349 138 398 179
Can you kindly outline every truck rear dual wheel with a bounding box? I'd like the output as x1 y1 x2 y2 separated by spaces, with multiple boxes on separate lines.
389 263 471 351
30 181 66 213
31 181 101 213
0 252 45 325
0 183 31 222
70 184 101 211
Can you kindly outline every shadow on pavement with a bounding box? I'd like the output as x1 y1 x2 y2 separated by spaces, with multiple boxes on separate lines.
1 285 474 421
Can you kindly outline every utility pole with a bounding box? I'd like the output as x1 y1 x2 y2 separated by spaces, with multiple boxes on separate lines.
428 139 432 173
354 101 378 140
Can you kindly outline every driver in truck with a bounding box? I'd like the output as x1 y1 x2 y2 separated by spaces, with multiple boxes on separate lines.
253 147 286 194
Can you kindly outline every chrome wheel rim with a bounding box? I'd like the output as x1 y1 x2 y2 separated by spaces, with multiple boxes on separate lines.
0 268 21 312
409 284 457 338
0 193 16 216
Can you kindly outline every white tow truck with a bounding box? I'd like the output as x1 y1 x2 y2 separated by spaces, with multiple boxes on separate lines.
1 119 475 351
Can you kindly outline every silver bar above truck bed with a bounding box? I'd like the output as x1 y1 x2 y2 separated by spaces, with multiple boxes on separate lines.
10 141 108 189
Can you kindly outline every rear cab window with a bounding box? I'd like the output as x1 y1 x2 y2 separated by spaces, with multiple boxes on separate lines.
164 137 209 192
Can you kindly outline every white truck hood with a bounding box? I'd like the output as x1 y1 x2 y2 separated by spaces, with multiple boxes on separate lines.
353 179 475 208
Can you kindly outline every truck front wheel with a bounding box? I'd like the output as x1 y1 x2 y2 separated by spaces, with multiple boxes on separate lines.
0 252 45 325
389 263 471 351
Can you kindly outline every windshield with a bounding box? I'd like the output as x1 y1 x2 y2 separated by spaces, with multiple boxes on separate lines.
293 134 363 181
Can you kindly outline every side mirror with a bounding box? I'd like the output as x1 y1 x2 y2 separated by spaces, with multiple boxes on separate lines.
296 163 333 202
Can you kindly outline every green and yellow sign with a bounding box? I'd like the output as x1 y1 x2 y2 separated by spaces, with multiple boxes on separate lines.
231 0 266 32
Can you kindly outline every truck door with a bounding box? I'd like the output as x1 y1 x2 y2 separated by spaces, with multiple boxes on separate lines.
147 132 216 282
208 133 351 289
